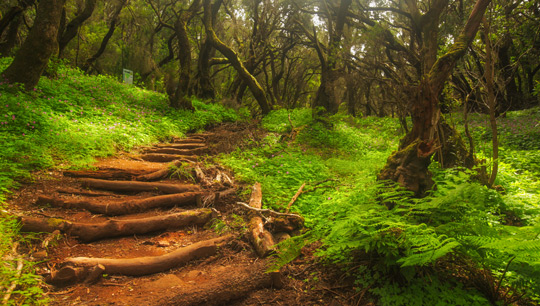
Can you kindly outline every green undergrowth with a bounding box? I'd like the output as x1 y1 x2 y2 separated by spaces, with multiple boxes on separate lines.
221 108 540 305
0 58 246 304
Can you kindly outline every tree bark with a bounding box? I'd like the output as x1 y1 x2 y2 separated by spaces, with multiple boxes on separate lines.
1 0 66 90
312 0 352 116
0 0 35 36
82 0 127 73
169 0 201 110
378 0 491 195
0 13 22 56
203 0 271 115
36 192 202 215
19 209 213 242
58 0 97 57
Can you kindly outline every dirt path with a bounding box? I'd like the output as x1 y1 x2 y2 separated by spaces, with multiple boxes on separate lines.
7 125 357 305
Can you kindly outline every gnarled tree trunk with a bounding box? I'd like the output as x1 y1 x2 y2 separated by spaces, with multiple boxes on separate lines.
58 0 97 57
202 0 271 115
1 0 65 90
378 0 491 195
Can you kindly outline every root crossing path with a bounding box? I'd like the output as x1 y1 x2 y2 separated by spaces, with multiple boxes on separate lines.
8 126 352 305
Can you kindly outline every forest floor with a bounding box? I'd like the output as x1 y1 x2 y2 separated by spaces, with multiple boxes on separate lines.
7 123 363 306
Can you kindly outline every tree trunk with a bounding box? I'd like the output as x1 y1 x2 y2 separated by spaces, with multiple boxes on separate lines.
194 0 222 99
169 2 200 110
378 0 491 195
58 0 97 57
1 0 66 90
202 0 271 115
0 14 22 56
0 0 35 36
82 0 126 73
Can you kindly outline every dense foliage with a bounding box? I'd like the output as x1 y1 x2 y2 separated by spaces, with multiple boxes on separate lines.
222 108 540 304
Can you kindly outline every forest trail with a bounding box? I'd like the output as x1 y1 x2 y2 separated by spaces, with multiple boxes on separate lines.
8 124 349 306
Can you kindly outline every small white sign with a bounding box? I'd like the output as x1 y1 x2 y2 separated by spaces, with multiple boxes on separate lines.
123 69 133 85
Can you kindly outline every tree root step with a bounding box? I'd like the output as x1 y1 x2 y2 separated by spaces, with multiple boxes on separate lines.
36 192 202 215
154 143 206 149
140 153 197 163
63 169 150 180
144 147 206 156
46 235 232 286
20 208 213 242
80 178 199 194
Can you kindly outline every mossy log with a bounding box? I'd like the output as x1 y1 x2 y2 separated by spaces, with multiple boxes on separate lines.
19 208 213 242
80 178 199 194
36 192 202 215
47 235 231 286
247 183 275 257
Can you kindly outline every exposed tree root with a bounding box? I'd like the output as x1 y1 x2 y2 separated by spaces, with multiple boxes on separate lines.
36 192 202 215
158 262 281 306
247 183 275 257
19 209 213 242
56 187 118 197
80 178 200 194
136 160 185 181
170 138 205 144
154 143 206 149
46 236 232 286
63 169 148 180
140 153 197 163
144 147 206 156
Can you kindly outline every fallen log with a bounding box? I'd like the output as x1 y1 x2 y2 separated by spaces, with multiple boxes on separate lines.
155 143 206 149
247 183 275 257
63 169 148 180
136 160 186 181
36 192 202 215
159 262 280 306
46 236 232 286
144 147 206 156
140 154 197 163
19 208 213 242
80 178 199 194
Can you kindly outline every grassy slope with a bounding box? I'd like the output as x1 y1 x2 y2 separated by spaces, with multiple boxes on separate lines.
0 60 245 305
221 108 540 305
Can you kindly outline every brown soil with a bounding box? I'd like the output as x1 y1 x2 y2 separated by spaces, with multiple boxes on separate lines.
7 123 364 305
